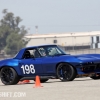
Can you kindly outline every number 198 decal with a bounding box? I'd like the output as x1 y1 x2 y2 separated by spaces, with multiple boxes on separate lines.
21 64 35 74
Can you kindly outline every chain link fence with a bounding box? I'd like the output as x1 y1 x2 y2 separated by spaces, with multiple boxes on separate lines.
60 43 100 55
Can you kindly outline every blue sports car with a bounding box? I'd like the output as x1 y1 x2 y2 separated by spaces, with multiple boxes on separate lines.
0 44 100 85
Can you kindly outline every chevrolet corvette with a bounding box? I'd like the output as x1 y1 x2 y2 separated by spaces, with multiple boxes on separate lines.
0 44 100 85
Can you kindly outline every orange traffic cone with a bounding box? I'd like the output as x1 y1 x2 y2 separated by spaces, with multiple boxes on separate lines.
18 81 23 84
18 80 30 84
34 75 43 88
22 80 30 83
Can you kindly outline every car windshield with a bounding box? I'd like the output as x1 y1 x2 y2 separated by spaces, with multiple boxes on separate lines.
37 45 66 57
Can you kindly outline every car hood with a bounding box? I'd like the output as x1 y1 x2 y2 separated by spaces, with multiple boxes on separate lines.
54 54 100 63
73 54 100 62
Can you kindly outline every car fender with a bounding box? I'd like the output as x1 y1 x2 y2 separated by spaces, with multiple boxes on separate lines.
0 59 22 75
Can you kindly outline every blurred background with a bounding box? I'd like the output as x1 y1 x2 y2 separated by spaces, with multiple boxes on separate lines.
0 0 100 59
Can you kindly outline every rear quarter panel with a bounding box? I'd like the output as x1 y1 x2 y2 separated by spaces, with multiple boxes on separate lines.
0 59 22 75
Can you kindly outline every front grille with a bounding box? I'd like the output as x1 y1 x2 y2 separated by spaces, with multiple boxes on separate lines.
82 63 100 72
96 63 100 69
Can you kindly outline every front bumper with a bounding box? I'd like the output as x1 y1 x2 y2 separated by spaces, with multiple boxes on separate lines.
76 62 100 75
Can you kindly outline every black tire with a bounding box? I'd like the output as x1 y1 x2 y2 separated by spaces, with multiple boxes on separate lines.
90 76 100 80
56 63 76 81
0 67 19 85
34 78 49 83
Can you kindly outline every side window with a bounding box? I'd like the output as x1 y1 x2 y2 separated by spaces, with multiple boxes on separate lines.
22 49 40 59
47 47 62 56
38 47 47 56
48 48 56 56
23 50 31 59
33 49 40 58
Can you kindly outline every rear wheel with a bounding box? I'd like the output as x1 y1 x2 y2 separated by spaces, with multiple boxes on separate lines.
56 63 76 81
0 67 19 85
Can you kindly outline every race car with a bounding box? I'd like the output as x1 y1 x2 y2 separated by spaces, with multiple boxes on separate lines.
0 44 100 85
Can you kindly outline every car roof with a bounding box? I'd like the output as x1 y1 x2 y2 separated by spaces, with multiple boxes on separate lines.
22 44 57 50
14 44 57 59
14 44 63 59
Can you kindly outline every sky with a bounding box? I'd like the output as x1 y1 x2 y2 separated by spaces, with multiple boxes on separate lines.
0 0 100 34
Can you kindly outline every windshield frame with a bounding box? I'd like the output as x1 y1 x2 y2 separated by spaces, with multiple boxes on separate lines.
37 45 66 57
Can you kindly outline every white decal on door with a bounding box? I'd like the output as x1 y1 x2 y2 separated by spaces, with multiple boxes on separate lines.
21 64 35 74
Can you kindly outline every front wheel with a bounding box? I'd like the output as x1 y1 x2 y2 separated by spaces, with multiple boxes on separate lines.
56 63 76 81
0 67 19 85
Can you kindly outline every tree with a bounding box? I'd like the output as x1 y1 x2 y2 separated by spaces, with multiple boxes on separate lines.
0 9 27 55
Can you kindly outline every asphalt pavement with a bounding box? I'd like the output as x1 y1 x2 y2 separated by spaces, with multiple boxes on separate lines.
0 77 100 100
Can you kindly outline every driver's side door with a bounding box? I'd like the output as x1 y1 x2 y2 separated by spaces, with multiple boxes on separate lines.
19 48 43 76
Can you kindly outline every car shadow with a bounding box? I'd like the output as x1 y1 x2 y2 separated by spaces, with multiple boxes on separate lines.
0 78 98 86
0 82 34 86
44 78 96 83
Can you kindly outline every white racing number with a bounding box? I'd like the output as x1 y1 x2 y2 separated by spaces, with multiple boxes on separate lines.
21 64 35 74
